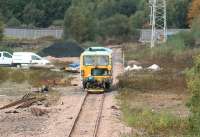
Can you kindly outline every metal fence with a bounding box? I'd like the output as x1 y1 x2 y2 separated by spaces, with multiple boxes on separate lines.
4 28 63 39
139 29 190 43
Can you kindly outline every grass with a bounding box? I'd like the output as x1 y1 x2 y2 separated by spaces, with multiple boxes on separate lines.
119 40 198 136
0 68 70 87
124 43 200 70
121 104 189 137
118 70 186 93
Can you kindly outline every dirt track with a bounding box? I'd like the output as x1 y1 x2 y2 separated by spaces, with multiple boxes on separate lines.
0 46 131 137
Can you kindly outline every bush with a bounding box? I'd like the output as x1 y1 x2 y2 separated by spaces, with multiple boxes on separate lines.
187 54 200 135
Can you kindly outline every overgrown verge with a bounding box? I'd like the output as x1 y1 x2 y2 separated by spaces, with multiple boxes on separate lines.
0 68 71 87
120 102 188 137
186 55 200 136
117 69 189 136
118 70 186 92
118 21 200 135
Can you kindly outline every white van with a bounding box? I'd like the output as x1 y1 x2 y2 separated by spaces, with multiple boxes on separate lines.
0 51 13 66
12 52 50 67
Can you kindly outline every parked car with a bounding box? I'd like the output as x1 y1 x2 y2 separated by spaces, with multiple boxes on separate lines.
65 63 80 73
0 51 13 66
12 52 50 67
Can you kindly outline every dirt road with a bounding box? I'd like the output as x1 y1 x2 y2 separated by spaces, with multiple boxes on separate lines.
0 46 130 137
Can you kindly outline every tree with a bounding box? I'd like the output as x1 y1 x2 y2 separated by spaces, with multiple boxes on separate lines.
22 2 44 27
188 0 200 25
0 20 3 41
115 0 137 17
64 6 96 42
7 17 21 27
167 0 190 28
191 17 200 46
99 14 129 39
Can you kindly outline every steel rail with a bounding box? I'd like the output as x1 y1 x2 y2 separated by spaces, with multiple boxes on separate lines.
67 92 105 137
93 93 105 137
68 92 88 137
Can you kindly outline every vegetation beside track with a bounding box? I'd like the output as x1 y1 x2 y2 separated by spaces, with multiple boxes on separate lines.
118 19 200 136
0 68 71 87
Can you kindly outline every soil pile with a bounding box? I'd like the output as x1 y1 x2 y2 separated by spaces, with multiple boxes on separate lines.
39 41 84 57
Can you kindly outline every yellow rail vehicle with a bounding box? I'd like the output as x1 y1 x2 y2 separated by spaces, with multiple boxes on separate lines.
80 47 113 92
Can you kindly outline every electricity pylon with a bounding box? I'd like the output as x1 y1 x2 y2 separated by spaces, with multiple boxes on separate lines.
149 0 167 48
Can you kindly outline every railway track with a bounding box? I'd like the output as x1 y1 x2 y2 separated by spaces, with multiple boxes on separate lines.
68 92 105 137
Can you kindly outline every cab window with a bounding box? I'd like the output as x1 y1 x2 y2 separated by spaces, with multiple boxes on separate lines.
3 53 12 58
83 56 95 66
96 56 109 65
31 55 41 60
0 53 1 58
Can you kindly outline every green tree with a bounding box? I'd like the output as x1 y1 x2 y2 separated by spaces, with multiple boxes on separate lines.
22 2 44 27
7 17 21 27
0 20 4 41
99 14 129 39
167 0 190 28
191 16 200 46
129 11 146 29
64 6 96 42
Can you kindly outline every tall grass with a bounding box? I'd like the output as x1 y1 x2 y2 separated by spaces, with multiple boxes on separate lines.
118 70 186 92
121 104 189 137
0 68 67 87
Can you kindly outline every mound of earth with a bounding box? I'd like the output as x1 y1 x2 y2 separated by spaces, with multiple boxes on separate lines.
39 41 84 57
